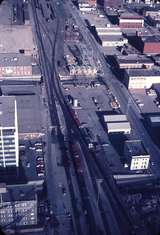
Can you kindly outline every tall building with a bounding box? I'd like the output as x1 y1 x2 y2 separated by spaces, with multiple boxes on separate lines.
0 96 19 168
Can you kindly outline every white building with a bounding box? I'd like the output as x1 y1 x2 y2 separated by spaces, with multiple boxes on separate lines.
104 114 131 134
0 96 19 168
107 122 131 134
125 69 160 89
116 54 154 69
99 35 128 47
124 140 150 171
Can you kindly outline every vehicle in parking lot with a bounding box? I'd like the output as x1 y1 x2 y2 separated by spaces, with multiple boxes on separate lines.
62 186 66 196
37 172 45 177
37 156 44 161
37 166 45 176
36 163 44 168
36 148 43 152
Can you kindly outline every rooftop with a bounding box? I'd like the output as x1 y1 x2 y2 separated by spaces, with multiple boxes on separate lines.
0 85 43 134
125 140 149 156
99 34 126 41
0 53 35 67
0 25 36 54
0 96 15 128
0 184 37 202
120 13 143 20
104 114 127 122
141 35 160 43
83 12 112 28
116 54 154 64
126 68 160 77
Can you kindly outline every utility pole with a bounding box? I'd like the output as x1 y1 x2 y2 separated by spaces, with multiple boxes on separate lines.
96 179 103 208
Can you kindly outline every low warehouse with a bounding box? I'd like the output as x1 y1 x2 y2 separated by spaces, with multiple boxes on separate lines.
107 122 131 134
103 114 131 134
99 35 128 47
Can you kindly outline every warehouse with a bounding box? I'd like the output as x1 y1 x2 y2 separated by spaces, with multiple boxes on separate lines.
103 114 131 134
0 53 41 82
107 122 131 134
124 140 150 171
83 12 123 36
115 54 154 69
104 114 127 122
125 69 160 89
136 35 160 54
119 13 144 29
99 35 128 47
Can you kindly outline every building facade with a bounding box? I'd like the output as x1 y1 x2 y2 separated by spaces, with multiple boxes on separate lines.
0 53 41 82
119 14 144 29
124 140 150 171
0 96 19 168
0 184 37 228
125 69 160 89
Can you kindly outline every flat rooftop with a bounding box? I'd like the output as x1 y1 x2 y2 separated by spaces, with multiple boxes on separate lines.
83 12 112 28
116 54 154 64
0 0 12 25
125 140 148 156
1 184 36 202
126 68 160 77
0 85 43 133
0 53 35 67
141 35 160 43
104 114 127 122
0 96 15 128
149 116 160 123
107 122 131 131
0 25 36 54
99 34 126 41
120 13 143 20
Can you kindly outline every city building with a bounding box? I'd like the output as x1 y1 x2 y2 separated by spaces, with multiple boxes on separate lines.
103 0 123 8
147 115 160 127
0 53 41 82
64 44 98 77
0 96 19 168
84 12 122 36
124 140 150 171
124 0 158 3
0 183 37 228
99 35 128 47
103 114 131 134
115 54 154 69
78 0 96 11
138 36 160 54
124 69 160 89
0 85 44 140
106 122 131 134
78 0 96 6
119 13 144 29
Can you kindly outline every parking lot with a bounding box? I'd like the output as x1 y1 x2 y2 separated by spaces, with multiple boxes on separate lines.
19 139 46 181
130 89 160 114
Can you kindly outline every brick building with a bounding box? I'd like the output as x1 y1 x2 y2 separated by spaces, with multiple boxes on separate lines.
119 13 144 29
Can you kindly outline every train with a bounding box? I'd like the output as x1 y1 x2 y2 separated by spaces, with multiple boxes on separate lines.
70 142 83 174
